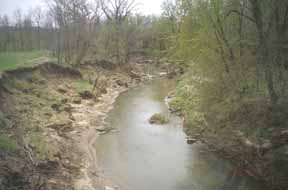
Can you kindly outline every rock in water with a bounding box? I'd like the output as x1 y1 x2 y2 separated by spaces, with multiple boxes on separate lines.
187 137 197 144
149 113 169 125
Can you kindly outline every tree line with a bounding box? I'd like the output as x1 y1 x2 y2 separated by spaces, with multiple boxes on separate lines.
0 7 54 52
1 0 288 105
153 0 288 107
0 0 161 67
154 1 288 188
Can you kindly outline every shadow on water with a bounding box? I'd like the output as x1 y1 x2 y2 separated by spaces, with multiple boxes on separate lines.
95 79 261 190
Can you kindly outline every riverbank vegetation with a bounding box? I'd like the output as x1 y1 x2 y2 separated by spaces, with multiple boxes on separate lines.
0 0 288 189
152 0 288 189
149 113 169 125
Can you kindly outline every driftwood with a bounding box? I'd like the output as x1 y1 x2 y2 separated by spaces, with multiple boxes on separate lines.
92 77 98 92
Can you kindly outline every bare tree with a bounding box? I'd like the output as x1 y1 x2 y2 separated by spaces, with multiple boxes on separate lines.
0 15 10 52
47 0 102 64
99 0 137 68
13 9 24 50
23 13 34 50
100 0 137 25
32 6 44 49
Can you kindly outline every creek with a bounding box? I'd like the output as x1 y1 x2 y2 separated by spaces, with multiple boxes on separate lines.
95 79 259 190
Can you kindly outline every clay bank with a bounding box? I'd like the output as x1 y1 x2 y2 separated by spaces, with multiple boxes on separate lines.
0 58 158 190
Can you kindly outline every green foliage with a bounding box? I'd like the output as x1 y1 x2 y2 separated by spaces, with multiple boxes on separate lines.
169 96 184 111
27 132 59 160
169 76 206 128
0 135 18 152
152 0 288 135
0 51 48 71
72 80 92 92
149 113 169 124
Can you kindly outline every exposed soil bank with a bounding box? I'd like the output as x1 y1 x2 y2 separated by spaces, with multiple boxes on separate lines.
0 58 162 190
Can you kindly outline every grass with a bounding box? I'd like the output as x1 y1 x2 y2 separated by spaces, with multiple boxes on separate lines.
0 135 18 153
72 79 92 92
0 50 50 72
27 132 59 160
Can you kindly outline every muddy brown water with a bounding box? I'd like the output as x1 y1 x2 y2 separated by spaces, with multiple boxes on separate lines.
95 79 261 190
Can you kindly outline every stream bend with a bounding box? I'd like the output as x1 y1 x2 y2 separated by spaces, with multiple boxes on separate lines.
95 79 258 190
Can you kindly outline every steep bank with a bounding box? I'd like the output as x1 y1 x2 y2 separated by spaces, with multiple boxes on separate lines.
0 59 156 190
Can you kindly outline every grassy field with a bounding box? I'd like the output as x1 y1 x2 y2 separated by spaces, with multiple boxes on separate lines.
0 51 51 71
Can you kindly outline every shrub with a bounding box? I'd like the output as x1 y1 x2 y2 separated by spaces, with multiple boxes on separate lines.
149 113 169 125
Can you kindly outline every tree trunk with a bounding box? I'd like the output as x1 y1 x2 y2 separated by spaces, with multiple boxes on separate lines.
264 61 278 104
37 25 41 50
250 0 278 104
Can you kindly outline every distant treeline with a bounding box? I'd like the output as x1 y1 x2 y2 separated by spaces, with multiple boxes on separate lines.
0 0 162 66
0 25 55 52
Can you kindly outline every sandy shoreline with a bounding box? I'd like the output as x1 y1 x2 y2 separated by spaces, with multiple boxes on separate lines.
73 87 128 190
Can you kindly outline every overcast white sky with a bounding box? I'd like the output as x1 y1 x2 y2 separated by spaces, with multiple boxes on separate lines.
0 0 164 17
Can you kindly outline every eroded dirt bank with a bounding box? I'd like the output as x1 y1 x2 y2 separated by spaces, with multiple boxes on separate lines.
0 58 163 190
